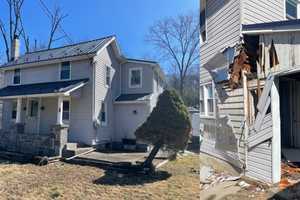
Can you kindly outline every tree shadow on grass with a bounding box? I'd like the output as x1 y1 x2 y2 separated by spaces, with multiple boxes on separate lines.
93 169 172 186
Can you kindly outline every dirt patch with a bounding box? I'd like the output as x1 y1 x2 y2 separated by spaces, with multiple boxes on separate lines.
0 155 199 200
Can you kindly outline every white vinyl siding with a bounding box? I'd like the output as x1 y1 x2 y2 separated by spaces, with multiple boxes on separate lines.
242 0 285 24
200 0 241 66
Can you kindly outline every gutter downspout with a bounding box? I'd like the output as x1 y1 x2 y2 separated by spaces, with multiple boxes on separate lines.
92 59 97 145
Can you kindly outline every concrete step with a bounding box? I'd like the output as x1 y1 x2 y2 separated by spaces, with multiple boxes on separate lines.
65 143 78 151
63 145 94 158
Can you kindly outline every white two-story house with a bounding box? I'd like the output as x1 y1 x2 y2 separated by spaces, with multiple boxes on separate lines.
200 0 300 183
0 35 164 156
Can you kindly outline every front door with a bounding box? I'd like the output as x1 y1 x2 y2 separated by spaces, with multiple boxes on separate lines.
25 98 40 134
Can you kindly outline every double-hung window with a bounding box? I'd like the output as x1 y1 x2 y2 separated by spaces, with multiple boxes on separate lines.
12 101 17 120
100 101 107 126
200 0 207 43
60 61 71 80
200 82 215 117
106 66 111 87
13 69 20 85
286 0 298 19
129 68 142 88
62 100 70 121
29 100 39 117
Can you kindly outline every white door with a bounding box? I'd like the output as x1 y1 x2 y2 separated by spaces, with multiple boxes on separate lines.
25 98 39 134
292 81 300 148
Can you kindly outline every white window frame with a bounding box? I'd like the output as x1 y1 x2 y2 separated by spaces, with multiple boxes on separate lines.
285 0 298 19
100 101 107 126
105 65 112 88
59 61 71 81
200 0 207 45
62 98 70 123
129 67 142 88
199 81 216 118
12 68 21 85
11 100 17 121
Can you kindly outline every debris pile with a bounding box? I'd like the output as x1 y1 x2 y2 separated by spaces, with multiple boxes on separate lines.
200 166 241 190
280 162 300 190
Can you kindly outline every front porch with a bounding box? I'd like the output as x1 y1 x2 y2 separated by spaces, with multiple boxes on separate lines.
0 79 89 157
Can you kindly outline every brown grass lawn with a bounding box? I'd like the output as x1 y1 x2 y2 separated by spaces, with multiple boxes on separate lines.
0 155 199 200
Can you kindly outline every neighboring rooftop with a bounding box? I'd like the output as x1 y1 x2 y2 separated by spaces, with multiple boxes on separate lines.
2 35 115 68
242 19 300 34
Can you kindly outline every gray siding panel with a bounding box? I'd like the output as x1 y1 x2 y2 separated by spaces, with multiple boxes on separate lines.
200 83 245 167
121 62 154 94
247 114 273 183
94 44 121 143
242 0 284 24
200 0 241 65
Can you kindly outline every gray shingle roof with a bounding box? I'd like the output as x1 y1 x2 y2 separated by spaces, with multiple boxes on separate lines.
0 78 89 97
115 93 151 102
2 35 115 68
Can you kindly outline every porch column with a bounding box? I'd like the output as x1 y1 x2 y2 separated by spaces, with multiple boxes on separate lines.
16 97 22 123
57 96 63 125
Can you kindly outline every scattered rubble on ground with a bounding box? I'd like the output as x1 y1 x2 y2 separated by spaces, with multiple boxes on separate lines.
200 165 270 195
279 162 300 190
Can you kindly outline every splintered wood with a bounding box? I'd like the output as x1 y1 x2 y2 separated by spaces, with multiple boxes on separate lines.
229 49 251 89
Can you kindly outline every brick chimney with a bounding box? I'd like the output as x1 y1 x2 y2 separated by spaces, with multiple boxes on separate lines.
11 35 20 61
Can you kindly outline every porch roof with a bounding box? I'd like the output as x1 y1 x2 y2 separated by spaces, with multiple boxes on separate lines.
0 78 89 99
115 93 151 102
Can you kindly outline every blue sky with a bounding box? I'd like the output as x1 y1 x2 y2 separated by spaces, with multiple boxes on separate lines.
0 0 198 63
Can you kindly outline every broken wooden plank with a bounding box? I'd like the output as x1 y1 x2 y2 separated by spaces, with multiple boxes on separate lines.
253 96 271 132
257 75 274 112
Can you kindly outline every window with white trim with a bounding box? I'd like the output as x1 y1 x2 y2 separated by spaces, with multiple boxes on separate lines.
62 100 70 121
286 0 298 19
200 0 207 43
11 100 17 119
60 61 71 80
106 66 111 87
29 100 38 117
13 69 20 85
129 68 142 88
100 101 107 126
200 86 205 115
200 82 215 117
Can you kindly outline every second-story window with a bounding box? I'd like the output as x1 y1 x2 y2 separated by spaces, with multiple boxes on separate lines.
200 0 207 43
129 68 142 88
106 66 111 87
286 0 298 19
13 69 20 85
60 61 71 80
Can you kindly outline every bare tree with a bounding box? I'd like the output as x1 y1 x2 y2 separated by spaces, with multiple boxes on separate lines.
0 0 69 62
46 5 67 49
146 12 199 96
0 0 25 61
